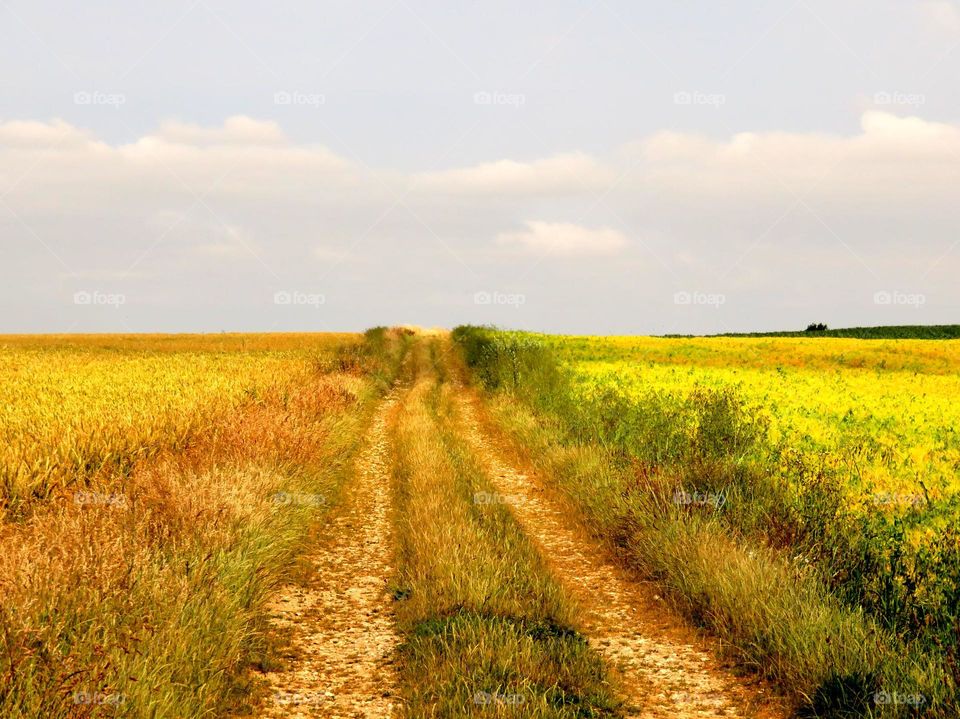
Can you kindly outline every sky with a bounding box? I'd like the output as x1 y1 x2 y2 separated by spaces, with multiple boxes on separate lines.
1 0 959 335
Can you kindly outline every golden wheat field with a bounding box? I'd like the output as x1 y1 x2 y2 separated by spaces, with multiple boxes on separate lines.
0 333 355 515
0 332 385 718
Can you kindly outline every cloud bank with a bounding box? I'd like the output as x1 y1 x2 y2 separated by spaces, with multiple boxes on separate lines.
1 112 958 333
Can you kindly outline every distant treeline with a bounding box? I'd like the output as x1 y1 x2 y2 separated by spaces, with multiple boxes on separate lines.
667 325 960 340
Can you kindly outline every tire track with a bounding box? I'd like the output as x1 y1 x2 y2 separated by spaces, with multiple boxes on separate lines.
260 389 402 718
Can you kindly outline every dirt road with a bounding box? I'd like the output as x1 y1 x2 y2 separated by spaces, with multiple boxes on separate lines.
260 334 786 718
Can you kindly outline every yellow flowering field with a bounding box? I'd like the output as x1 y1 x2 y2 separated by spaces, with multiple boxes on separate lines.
547 335 960 508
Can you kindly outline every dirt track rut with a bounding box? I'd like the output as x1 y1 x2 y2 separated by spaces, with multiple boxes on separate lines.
260 390 401 718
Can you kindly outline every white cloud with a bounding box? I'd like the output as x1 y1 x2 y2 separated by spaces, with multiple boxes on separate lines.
495 221 628 256
0 118 99 149
411 153 611 195
148 116 287 147
918 0 960 35
0 117 365 214
624 111 960 203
